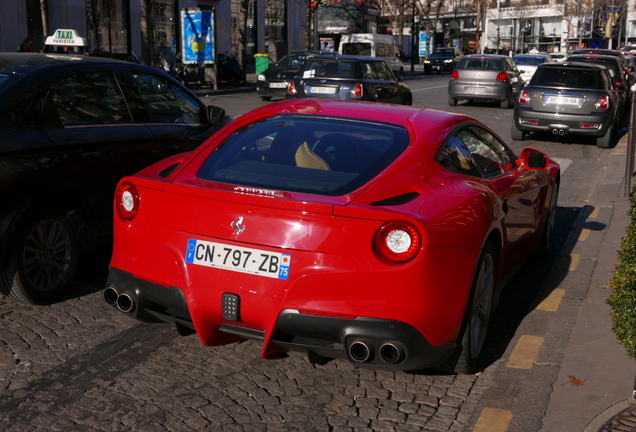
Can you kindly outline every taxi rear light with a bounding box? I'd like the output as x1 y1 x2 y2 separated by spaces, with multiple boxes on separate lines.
351 83 363 98
115 181 139 222
374 221 421 263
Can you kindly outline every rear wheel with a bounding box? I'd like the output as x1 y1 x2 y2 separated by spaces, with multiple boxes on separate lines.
448 96 458 106
441 243 496 374
1 215 78 304
596 124 613 148
511 123 526 141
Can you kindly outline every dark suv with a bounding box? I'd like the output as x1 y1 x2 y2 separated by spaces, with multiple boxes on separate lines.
424 47 463 74
512 62 621 148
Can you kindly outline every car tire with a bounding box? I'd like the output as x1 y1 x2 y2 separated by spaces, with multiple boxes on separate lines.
1 215 78 304
511 123 526 141
500 95 512 109
404 95 413 106
448 96 458 106
260 96 272 101
596 124 613 148
440 242 496 374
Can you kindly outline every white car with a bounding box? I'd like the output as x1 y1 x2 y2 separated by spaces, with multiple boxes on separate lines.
513 54 553 84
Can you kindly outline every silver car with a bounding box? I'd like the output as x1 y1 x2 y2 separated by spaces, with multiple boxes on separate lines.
513 54 552 84
448 54 525 109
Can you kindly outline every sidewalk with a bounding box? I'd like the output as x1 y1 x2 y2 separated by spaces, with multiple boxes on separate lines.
539 134 636 432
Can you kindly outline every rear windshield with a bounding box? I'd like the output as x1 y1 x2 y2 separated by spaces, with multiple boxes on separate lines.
457 57 503 70
197 115 409 196
341 42 371 56
301 60 356 78
532 66 602 88
570 58 620 78
513 55 548 65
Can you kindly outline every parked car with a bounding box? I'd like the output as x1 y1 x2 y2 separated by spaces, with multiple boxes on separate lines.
0 53 229 304
448 54 525 109
423 46 463 74
105 98 559 374
567 54 631 113
511 61 621 148
286 56 412 105
256 51 335 101
568 48 629 73
512 53 552 84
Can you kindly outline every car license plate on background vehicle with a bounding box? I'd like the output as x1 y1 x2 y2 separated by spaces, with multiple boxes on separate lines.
546 96 579 105
269 82 287 88
308 86 336 94
185 239 291 279
465 86 486 93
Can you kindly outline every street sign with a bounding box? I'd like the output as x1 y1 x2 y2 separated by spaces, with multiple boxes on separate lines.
181 8 215 64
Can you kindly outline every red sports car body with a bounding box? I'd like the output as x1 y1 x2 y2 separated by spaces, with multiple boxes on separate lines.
106 99 560 373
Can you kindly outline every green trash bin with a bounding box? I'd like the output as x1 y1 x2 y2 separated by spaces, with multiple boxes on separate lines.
255 53 269 75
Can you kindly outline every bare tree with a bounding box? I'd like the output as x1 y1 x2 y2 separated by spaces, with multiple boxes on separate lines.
140 0 156 65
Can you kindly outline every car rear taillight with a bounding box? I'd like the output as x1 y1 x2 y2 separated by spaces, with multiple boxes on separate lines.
115 181 139 222
351 83 364 98
374 221 421 263
451 70 459 80
496 72 508 82
519 89 530 104
596 94 610 110
287 81 296 94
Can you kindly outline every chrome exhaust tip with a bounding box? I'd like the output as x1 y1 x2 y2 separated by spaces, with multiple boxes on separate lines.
348 341 372 363
116 293 135 313
379 343 405 364
104 286 119 305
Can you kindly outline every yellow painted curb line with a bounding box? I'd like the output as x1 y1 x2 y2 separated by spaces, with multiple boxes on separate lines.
473 407 513 432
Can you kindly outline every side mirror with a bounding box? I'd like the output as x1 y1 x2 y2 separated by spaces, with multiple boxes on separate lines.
207 105 226 124
518 148 548 170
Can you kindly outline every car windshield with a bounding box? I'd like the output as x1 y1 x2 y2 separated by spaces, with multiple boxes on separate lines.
301 60 355 78
457 57 502 70
276 53 314 68
431 48 455 57
533 67 601 89
197 115 409 196
514 56 548 65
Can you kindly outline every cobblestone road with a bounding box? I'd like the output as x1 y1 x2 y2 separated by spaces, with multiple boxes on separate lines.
0 279 487 432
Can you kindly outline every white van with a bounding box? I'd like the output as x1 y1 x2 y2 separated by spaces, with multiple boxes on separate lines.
339 33 404 76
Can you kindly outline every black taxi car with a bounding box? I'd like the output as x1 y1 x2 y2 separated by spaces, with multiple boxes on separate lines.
0 53 229 304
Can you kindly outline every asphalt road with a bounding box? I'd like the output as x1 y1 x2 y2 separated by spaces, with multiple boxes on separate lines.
0 75 618 431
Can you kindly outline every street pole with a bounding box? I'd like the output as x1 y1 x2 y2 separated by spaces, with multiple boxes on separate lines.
626 83 636 197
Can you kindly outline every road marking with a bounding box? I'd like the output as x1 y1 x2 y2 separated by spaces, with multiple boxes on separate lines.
411 84 448 92
473 407 513 432
615 139 627 154
507 335 544 369
575 228 591 241
537 288 566 311
552 157 572 174
558 253 580 271
588 207 600 218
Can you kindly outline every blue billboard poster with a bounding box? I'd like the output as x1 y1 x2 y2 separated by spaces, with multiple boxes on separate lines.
419 31 428 57
181 9 215 64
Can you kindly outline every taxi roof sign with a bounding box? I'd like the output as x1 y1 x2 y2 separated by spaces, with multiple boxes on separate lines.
45 29 87 47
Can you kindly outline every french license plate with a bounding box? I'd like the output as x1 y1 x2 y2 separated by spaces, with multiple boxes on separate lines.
308 86 336 94
185 239 291 280
269 82 287 88
465 86 486 93
546 96 579 105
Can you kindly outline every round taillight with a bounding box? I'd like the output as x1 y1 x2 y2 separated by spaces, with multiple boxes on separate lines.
374 221 421 263
351 83 363 98
115 181 139 222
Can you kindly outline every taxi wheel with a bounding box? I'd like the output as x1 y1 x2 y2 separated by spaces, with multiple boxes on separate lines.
441 242 495 374
1 215 78 304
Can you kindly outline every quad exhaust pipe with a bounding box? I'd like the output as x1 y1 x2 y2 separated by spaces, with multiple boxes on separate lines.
104 286 136 313
347 339 405 365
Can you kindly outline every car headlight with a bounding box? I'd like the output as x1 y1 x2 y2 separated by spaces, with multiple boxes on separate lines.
424 60 431 64
257 74 266 81
444 59 453 63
